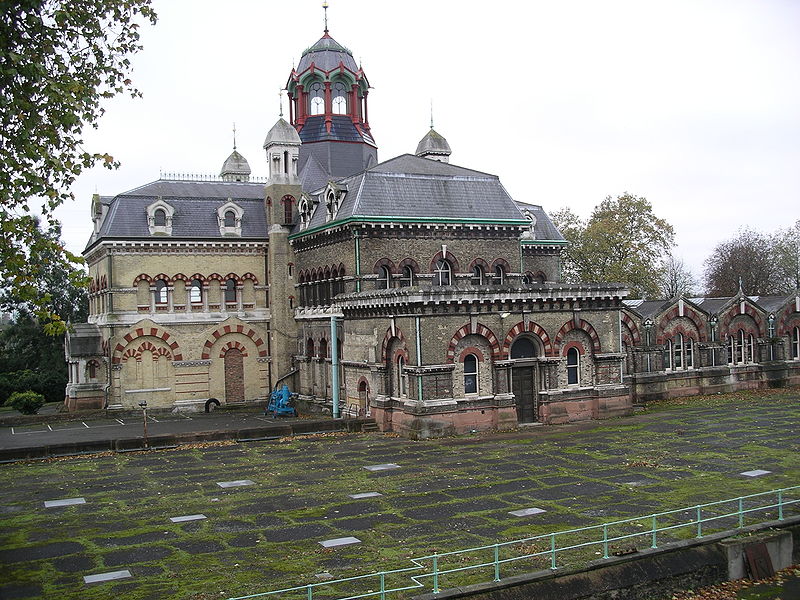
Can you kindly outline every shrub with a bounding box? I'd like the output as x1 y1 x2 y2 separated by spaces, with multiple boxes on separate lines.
9 391 45 415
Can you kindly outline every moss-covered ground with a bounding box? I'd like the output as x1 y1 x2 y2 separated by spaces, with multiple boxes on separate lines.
0 388 798 599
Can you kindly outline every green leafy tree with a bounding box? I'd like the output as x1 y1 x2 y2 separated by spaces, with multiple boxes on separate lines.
0 0 156 332
773 220 800 292
703 228 782 296
551 193 675 298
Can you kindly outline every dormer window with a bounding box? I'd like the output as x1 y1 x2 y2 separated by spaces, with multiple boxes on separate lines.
217 200 243 236
298 195 311 230
146 198 175 235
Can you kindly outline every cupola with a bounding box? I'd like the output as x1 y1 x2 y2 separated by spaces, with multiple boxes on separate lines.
220 149 251 182
416 128 452 163
263 117 301 182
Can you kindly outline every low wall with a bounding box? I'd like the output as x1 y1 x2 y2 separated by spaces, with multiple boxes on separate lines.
414 518 800 600
630 361 800 403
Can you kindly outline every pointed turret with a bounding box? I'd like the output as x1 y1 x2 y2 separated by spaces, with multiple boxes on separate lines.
263 117 301 184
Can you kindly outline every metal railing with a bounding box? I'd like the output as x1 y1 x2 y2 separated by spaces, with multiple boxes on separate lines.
227 486 799 600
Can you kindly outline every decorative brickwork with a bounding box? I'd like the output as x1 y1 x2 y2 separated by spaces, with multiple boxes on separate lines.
446 322 500 363
201 324 267 359
112 326 182 364
502 321 553 357
658 304 708 341
553 319 601 353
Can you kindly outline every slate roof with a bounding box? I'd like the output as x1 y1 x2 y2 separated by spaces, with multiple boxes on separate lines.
416 129 451 156
219 150 251 178
297 34 358 72
514 201 565 241
298 154 530 233
624 295 793 318
299 153 332 194
299 115 374 145
87 179 267 250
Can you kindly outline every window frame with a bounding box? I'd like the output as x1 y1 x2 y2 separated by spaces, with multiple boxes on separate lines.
433 259 452 286
463 353 479 395
566 347 579 385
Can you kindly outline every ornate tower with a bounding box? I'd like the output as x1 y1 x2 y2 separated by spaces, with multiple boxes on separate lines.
263 117 302 387
286 23 377 191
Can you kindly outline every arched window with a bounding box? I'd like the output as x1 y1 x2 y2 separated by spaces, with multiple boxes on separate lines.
792 327 800 359
309 81 324 115
400 265 414 287
332 81 347 114
433 259 452 286
686 337 694 368
306 338 315 358
463 353 478 394
224 278 237 304
319 338 328 359
471 265 485 286
510 337 537 359
377 265 391 290
748 333 756 363
87 361 97 380
396 355 406 396
154 208 166 227
283 195 294 225
672 333 684 370
189 279 203 303
154 279 168 304
522 273 532 285
566 347 579 385
224 210 236 228
493 265 505 285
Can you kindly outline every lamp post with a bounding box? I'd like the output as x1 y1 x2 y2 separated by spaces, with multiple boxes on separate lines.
768 314 775 360
709 315 718 365
138 400 149 448
643 318 653 373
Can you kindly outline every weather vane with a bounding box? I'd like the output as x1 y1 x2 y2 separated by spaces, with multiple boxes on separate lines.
232 122 237 150
323 1 329 34
430 99 434 129
279 89 284 118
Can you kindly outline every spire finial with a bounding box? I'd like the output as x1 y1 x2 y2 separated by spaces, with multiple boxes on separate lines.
232 122 237 151
279 89 284 118
323 1 329 34
430 99 434 129
738 276 744 295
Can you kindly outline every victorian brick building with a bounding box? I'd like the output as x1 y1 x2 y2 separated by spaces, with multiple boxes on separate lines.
65 26 800 437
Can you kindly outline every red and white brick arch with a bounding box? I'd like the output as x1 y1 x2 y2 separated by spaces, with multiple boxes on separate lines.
201 324 267 360
553 318 601 354
501 321 554 357
112 326 182 364
446 322 501 363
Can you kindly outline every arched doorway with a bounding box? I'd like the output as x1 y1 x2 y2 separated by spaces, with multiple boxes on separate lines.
224 348 244 403
510 337 539 423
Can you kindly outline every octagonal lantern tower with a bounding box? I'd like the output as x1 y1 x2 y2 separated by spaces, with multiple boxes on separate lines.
286 26 377 191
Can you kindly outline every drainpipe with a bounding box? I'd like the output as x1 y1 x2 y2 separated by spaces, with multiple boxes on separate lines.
353 229 362 293
415 316 423 402
331 315 341 417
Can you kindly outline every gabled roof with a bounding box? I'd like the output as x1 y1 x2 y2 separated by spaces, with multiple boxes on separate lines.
86 179 267 250
296 154 528 234
514 201 565 241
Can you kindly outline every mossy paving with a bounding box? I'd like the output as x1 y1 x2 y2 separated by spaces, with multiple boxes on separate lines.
1 389 799 599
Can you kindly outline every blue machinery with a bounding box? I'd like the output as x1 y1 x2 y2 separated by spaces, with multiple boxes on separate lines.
266 385 297 417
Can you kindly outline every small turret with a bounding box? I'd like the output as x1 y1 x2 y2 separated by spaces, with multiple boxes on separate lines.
263 117 301 184
416 128 451 163
220 149 252 182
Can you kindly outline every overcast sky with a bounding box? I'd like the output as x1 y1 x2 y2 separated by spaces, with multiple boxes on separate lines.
58 0 800 287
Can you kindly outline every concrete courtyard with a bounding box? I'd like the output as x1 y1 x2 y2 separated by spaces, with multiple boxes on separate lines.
0 389 798 599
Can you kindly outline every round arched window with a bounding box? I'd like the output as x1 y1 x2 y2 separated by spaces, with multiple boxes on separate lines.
566 348 579 385
463 353 478 394
510 338 537 359
309 82 324 115
154 208 166 227
332 82 347 114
